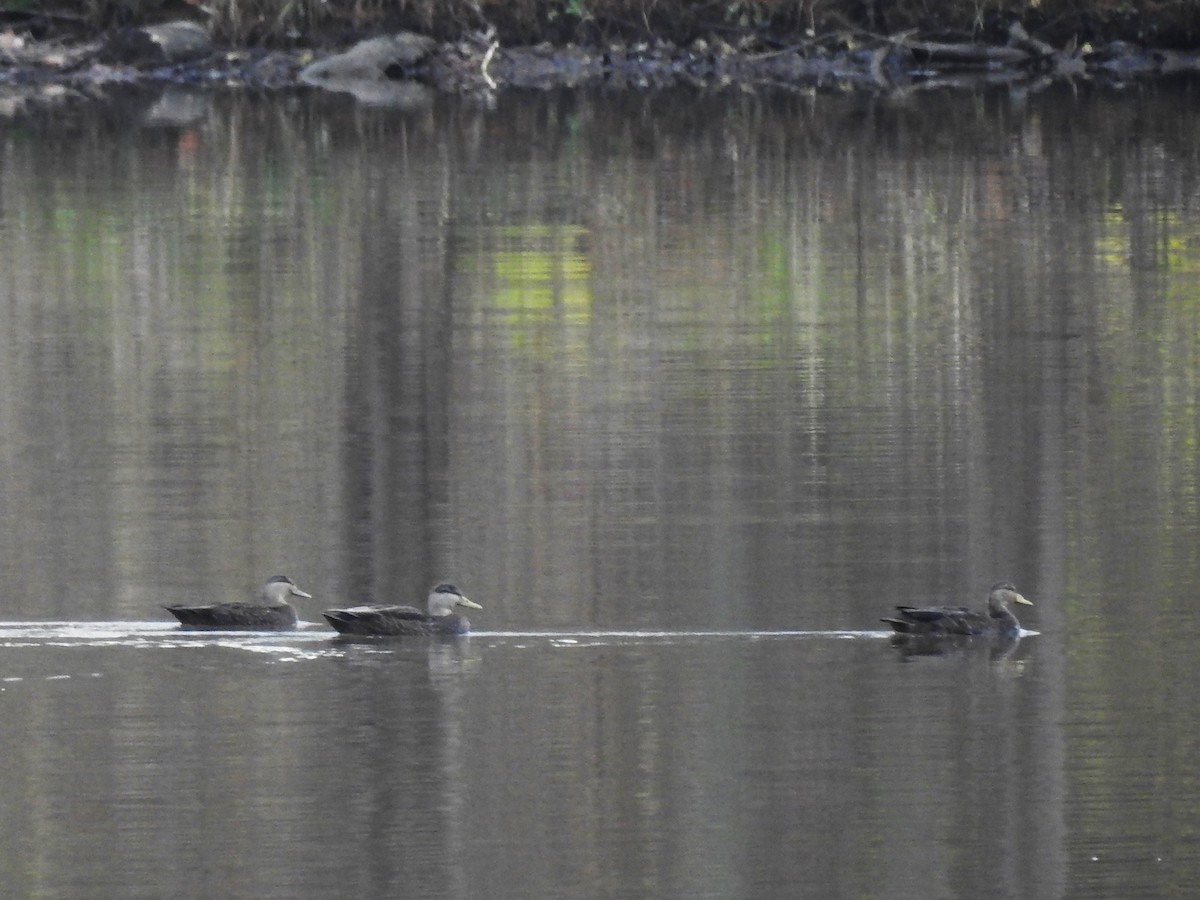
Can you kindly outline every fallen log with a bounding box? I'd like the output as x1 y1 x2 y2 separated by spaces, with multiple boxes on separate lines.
901 39 1031 67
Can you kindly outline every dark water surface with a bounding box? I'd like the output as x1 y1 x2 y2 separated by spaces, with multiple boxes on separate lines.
2 624 1057 899
2 80 1200 896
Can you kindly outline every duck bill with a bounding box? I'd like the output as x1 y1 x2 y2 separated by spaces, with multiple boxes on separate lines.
292 588 313 599
457 596 483 610
1012 593 1033 606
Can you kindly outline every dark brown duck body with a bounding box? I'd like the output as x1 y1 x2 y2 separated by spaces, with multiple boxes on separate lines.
881 580 1033 638
164 575 312 631
324 583 482 636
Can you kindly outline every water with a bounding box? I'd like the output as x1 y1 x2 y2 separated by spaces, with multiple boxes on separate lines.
0 624 1051 898
1 80 1199 896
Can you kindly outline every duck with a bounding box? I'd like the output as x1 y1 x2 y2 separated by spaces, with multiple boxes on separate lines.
164 575 312 631
323 583 482 636
881 580 1033 637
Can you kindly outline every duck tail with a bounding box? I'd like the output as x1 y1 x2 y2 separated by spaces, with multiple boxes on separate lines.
323 610 355 632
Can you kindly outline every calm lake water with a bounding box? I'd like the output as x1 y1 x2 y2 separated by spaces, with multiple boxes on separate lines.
2 78 1199 897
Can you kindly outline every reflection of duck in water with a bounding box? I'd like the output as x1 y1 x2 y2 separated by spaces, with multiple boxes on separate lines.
892 630 1023 662
881 581 1033 638
164 575 312 631
323 583 482 636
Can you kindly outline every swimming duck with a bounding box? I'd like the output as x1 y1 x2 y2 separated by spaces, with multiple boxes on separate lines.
881 580 1033 637
164 575 312 631
323 583 482 636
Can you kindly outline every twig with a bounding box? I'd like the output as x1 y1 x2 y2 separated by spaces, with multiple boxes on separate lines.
481 40 498 89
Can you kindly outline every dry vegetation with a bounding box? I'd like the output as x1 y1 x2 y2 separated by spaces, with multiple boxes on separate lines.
11 0 1200 48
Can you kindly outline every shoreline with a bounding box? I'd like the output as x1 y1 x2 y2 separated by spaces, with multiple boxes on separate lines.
2 20 1199 112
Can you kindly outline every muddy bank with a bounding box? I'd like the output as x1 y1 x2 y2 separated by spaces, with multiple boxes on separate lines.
2 18 1199 114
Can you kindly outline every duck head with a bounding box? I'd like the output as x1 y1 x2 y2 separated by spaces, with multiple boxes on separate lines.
428 583 483 617
987 580 1032 617
262 575 313 607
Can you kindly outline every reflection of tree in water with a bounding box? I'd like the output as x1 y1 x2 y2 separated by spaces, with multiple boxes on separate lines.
321 640 480 896
339 175 458 618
